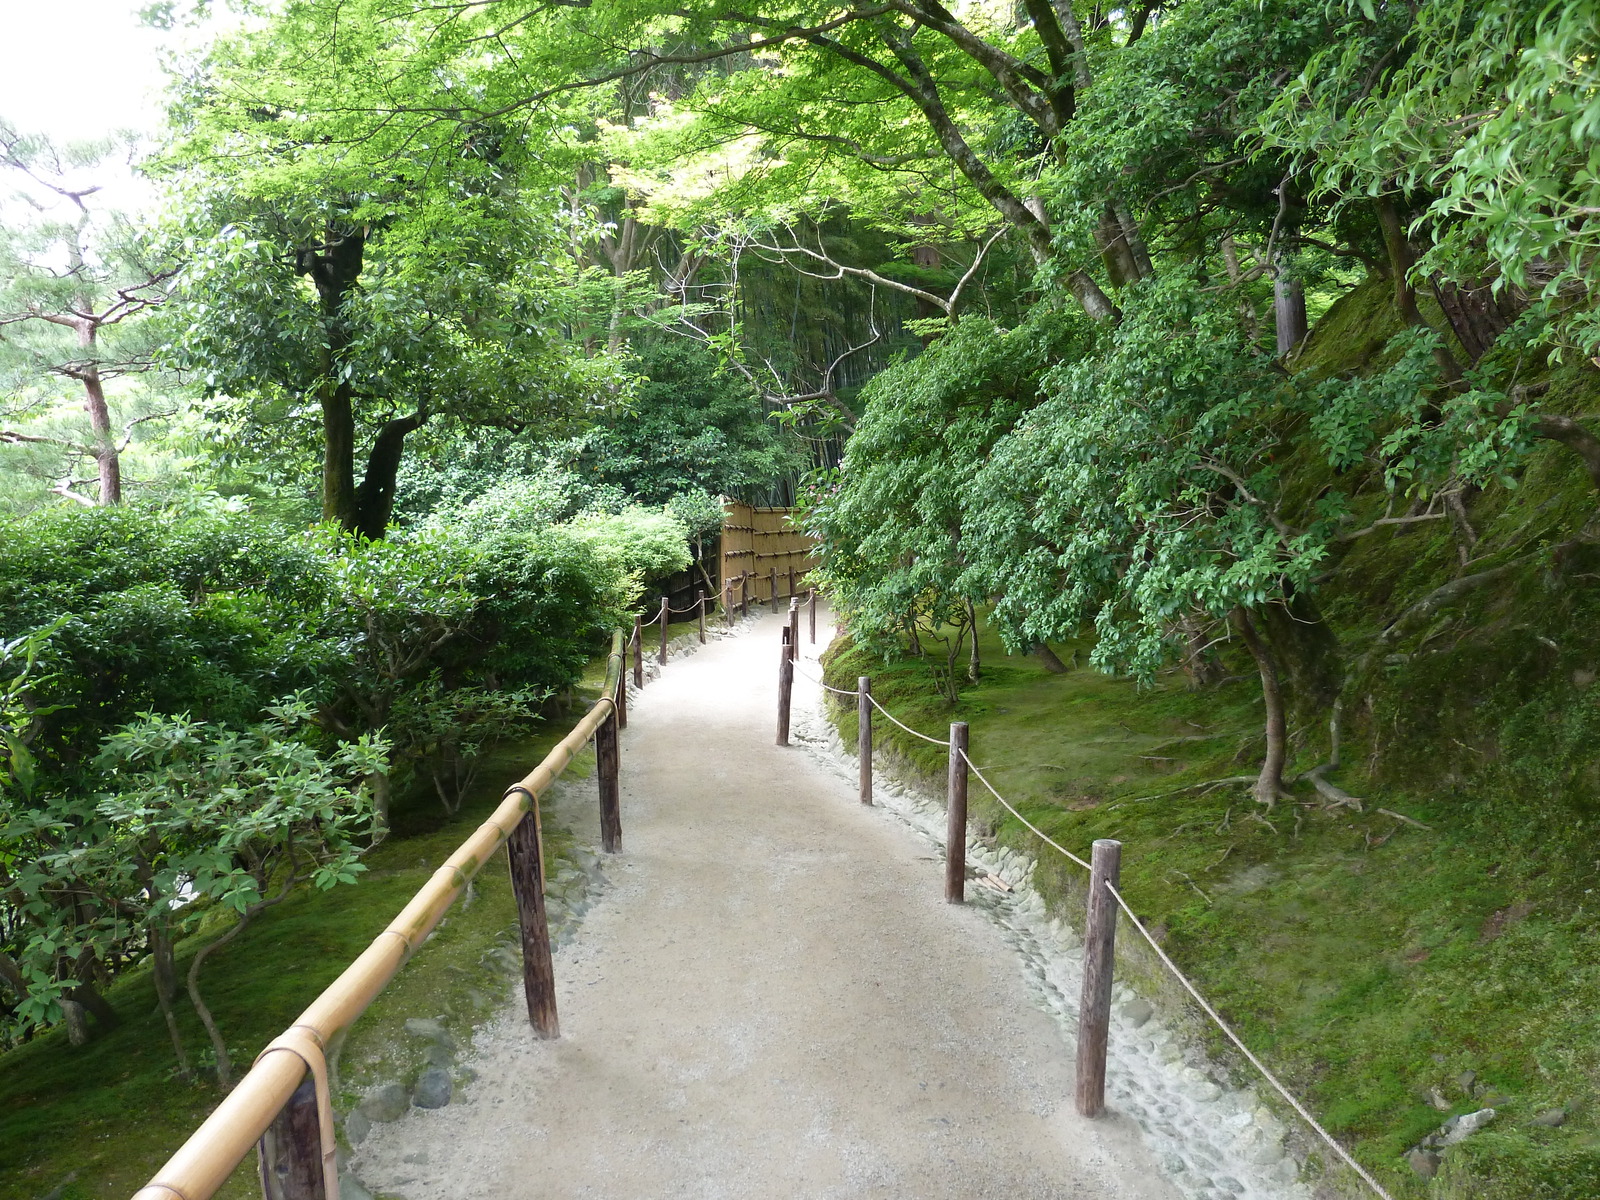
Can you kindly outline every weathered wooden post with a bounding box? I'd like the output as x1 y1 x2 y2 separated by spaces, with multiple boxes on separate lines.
809 588 817 643
1076 839 1123 1117
740 573 749 618
506 790 559 1038
788 565 796 599
788 598 800 661
769 566 779 613
615 659 628 731
858 676 873 805
723 579 734 628
597 705 622 854
697 589 707 643
945 722 969 904
632 616 644 689
777 627 794 746
257 1074 326 1200
658 596 669 665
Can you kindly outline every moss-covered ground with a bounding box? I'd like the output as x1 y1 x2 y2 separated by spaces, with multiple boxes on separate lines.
820 611 1600 1199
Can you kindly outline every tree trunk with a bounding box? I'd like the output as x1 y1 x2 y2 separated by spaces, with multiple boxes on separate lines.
1028 641 1070 673
1233 608 1288 808
187 918 249 1088
59 998 90 1047
76 322 121 505
1273 266 1308 357
1374 197 1464 384
301 228 367 529
353 409 428 540
1096 204 1142 288
321 380 358 528
151 921 193 1079
966 598 981 683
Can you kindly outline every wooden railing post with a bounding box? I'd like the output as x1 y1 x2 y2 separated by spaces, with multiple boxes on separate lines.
858 676 872 805
777 628 794 745
615 659 628 730
257 1073 325 1200
697 589 707 643
787 598 799 661
632 616 643 689
658 596 669 665
788 565 796 599
769 567 779 613
809 588 817 643
1076 839 1123 1117
945 722 969 904
723 579 734 628
740 574 749 618
507 796 558 1038
597 705 621 854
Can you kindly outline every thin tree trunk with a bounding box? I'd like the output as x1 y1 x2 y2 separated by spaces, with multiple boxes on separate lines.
186 914 256 1088
966 599 981 683
1233 608 1288 808
151 922 192 1079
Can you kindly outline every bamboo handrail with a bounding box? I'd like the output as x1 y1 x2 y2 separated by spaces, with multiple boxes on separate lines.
132 632 627 1200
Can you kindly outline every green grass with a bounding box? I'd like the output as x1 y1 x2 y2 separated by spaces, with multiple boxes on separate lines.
0 703 604 1200
822 620 1600 1199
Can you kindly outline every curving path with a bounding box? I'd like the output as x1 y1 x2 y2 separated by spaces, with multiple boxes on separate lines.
352 609 1178 1200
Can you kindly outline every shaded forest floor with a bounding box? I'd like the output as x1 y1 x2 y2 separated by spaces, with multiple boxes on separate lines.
821 619 1600 1200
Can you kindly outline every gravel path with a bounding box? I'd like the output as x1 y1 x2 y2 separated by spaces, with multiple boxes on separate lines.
353 609 1180 1200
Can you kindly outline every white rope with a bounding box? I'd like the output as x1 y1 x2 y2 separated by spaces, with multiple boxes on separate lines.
1104 882 1396 1200
958 748 1092 871
793 662 863 697
865 692 951 746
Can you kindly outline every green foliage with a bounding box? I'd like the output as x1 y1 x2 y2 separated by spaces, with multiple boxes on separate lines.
565 507 692 600
809 308 1089 668
550 339 803 506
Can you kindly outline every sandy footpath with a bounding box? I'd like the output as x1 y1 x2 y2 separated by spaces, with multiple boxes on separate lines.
353 609 1178 1199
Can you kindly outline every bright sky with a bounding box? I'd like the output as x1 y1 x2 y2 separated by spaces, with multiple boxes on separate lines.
0 0 170 143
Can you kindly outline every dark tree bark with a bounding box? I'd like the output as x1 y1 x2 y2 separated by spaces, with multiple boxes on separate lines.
353 408 429 541
298 228 367 530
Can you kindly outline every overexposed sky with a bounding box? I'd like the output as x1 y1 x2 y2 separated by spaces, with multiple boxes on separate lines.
0 0 170 143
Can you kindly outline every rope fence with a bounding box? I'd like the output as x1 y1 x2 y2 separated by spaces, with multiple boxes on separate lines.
781 628 1394 1200
134 630 643 1200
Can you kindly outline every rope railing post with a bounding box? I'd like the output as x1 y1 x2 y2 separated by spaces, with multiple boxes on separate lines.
946 722 969 904
723 578 734 628
788 565 796 599
858 676 872 805
777 627 794 745
597 703 622 855
769 566 779 613
739 573 749 618
1076 838 1122 1117
256 1073 325 1200
787 597 800 661
506 788 559 1038
632 616 643 689
697 589 707 643
658 596 669 665
809 588 817 643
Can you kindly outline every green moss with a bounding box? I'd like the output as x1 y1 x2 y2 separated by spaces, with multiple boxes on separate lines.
822 609 1600 1199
